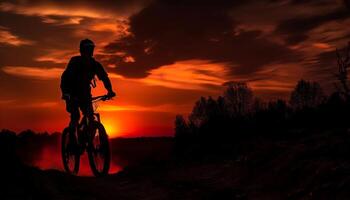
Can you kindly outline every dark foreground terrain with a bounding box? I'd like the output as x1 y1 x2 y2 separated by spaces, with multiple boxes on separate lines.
2 129 350 200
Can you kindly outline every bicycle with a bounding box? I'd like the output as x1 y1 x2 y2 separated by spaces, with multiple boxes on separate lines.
61 95 113 176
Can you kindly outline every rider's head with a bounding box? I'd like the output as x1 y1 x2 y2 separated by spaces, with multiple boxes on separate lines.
80 38 95 58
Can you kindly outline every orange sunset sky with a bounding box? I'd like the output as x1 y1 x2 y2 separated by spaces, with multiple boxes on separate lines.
0 0 350 137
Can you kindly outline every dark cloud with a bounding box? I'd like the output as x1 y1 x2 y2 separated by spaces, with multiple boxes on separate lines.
0 11 82 102
344 0 350 9
308 49 340 79
0 12 78 49
275 7 350 45
104 0 299 78
0 45 44 68
290 0 337 5
0 0 153 69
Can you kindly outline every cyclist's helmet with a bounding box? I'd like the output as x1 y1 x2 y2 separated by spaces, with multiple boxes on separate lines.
80 38 95 49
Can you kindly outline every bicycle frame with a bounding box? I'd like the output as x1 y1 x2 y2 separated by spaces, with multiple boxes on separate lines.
91 95 110 122
76 95 112 145
79 95 111 127
62 94 113 176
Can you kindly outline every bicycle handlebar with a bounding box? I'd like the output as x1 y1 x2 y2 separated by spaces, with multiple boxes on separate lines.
91 95 115 102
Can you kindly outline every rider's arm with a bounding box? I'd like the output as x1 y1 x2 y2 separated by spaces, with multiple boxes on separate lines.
95 61 115 95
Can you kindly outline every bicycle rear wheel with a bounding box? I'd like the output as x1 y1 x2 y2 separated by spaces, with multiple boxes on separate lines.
61 127 80 175
87 122 110 177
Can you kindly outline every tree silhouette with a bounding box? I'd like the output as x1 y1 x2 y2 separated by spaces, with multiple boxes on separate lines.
252 97 267 113
175 115 189 139
290 79 325 110
189 97 208 128
174 115 190 153
223 82 253 117
335 43 350 100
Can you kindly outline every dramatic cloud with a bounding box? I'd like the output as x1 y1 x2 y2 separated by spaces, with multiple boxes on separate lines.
35 49 77 64
141 60 231 90
0 0 149 19
2 66 63 79
275 7 349 45
104 0 299 78
0 26 34 46
0 2 109 19
0 0 145 68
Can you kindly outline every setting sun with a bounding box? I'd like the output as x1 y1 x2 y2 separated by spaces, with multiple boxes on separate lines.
101 118 119 138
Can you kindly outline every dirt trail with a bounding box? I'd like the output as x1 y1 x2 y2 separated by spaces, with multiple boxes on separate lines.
3 130 350 199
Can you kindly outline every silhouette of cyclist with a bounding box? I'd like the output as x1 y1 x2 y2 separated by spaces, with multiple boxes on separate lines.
60 39 116 135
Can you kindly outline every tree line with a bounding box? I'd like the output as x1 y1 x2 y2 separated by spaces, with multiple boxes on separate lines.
174 43 350 155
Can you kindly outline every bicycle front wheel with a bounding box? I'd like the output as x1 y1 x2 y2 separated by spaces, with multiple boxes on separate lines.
87 122 110 177
61 127 80 175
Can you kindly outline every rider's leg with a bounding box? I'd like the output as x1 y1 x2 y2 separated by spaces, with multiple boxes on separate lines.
80 100 94 143
80 100 94 125
65 99 80 143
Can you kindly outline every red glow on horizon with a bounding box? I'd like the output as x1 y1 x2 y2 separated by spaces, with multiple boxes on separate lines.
33 140 122 176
